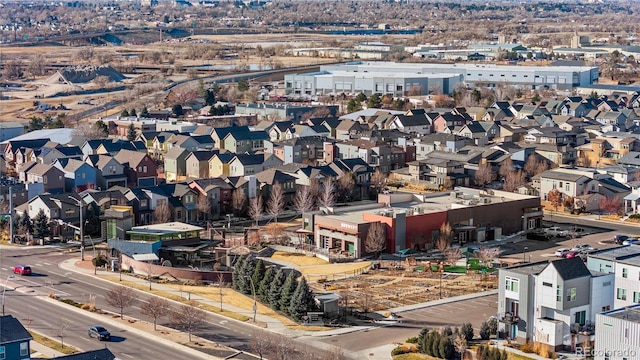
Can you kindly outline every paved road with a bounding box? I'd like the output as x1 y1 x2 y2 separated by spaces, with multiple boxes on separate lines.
314 294 498 353
0 247 261 354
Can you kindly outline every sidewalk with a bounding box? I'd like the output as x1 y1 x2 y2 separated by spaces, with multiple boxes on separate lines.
30 339 66 359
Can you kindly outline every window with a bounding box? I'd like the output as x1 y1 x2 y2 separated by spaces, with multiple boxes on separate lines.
556 285 562 302
505 277 519 292
542 282 552 287
634 291 640 304
574 310 586 325
141 200 148 207
20 342 28 356
0 345 4 360
567 287 577 302
143 166 147 173
176 210 182 218
623 268 628 278
617 288 627 301
602 305 610 312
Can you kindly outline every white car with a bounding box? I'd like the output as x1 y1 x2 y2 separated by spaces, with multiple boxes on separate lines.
545 227 568 237
554 248 571 257
571 244 596 253
623 238 640 246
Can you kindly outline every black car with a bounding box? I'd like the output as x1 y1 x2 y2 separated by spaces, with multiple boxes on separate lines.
88 325 110 341
614 234 629 244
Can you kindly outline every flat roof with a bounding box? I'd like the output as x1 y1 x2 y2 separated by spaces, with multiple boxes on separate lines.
503 261 549 276
129 222 203 235
322 61 597 73
602 304 640 322
588 245 640 261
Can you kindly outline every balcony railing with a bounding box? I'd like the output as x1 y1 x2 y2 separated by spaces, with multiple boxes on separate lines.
571 322 595 335
499 312 520 324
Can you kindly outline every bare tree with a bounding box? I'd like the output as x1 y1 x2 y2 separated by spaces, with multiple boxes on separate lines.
474 246 501 267
454 333 468 360
337 174 356 201
248 196 263 226
474 162 493 187
356 284 374 317
105 286 137 319
370 169 388 193
170 301 206 342
250 330 270 360
599 196 623 215
293 185 314 214
265 223 284 243
267 182 285 223
217 272 226 312
444 247 462 265
364 222 386 257
317 177 336 208
547 189 563 213
196 194 211 221
498 158 514 181
524 154 540 178
232 189 247 217
140 297 171 331
503 170 526 192
73 123 107 140
265 333 296 360
57 319 71 349
153 201 173 224
439 222 454 246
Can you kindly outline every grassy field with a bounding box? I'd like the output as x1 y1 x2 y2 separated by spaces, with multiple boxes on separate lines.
29 331 79 355
271 251 328 266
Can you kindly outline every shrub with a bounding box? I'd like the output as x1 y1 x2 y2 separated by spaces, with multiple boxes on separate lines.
520 341 534 353
630 213 640 219
461 322 474 341
406 336 419 344
479 321 491 340
391 347 406 355
487 316 498 335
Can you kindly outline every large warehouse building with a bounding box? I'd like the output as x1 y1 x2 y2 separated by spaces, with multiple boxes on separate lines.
285 61 600 96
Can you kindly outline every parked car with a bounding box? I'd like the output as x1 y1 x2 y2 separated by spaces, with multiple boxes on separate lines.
571 244 596 253
545 227 568 237
566 227 586 238
88 325 110 341
12 265 31 275
623 238 640 246
564 250 580 258
614 234 629 244
527 231 551 241
554 248 570 257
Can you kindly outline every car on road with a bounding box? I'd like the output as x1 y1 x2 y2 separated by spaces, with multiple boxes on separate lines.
614 234 629 244
623 238 640 246
545 227 568 237
12 265 31 275
571 244 596 253
563 250 581 259
554 248 571 257
88 325 110 341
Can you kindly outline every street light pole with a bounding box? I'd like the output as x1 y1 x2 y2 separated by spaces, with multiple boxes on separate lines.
523 247 528 263
3 275 15 316
69 197 84 261
245 275 257 323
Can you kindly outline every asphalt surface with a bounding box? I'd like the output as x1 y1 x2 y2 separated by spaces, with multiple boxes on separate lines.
0 247 264 356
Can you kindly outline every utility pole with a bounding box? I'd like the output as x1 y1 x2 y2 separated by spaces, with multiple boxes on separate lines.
9 186 13 244
68 197 84 261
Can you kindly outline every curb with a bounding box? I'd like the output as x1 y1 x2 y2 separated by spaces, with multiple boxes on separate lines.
42 294 227 360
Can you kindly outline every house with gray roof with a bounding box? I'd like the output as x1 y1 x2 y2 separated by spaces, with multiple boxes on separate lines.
52 158 98 192
25 163 65 194
390 114 431 137
0 315 32 360
539 169 597 200
84 155 127 189
51 348 117 360
498 258 614 352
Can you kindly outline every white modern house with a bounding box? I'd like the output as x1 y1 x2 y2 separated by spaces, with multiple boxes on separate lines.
498 258 614 352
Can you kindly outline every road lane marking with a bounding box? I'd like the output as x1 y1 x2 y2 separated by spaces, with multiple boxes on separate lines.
122 353 134 358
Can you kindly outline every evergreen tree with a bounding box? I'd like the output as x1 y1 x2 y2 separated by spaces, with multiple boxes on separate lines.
438 336 453 359
95 119 109 137
288 277 315 321
140 107 150 118
417 328 429 353
172 104 183 117
430 331 440 357
278 272 297 312
267 269 286 309
501 349 508 360
257 266 275 303
367 94 382 108
479 321 490 340
19 212 33 234
120 109 130 117
126 123 136 142
252 260 266 296
130 108 137 117
240 256 256 295
237 79 249 92
355 93 367 102
205 89 216 106
441 326 453 337
461 322 474 341
346 98 361 113
33 209 51 239
231 256 246 291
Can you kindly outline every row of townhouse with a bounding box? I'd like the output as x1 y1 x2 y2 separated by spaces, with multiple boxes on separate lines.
498 245 640 355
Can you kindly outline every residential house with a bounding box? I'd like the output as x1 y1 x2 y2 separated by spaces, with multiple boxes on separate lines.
185 150 217 179
578 136 639 167
255 169 298 205
3 139 49 164
52 158 99 192
36 145 83 164
457 121 498 146
413 134 470 160
539 169 597 200
285 124 328 139
191 135 215 150
335 120 367 141
399 158 469 189
84 155 128 190
211 126 250 150
228 154 283 177
150 183 199 223
389 114 431 137
333 139 412 173
594 305 640 360
166 134 199 153
498 258 614 352
585 246 640 309
113 149 157 187
21 194 85 226
267 136 328 165
149 131 180 159
221 129 269 153
189 178 234 219
560 102 592 117
123 188 153 225
261 120 293 141
0 315 32 360
25 163 65 194
533 143 577 165
164 147 190 183
432 112 471 133
50 348 117 360
81 139 114 156
208 153 235 178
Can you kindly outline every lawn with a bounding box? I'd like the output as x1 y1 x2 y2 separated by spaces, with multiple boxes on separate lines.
29 331 79 355
271 251 328 266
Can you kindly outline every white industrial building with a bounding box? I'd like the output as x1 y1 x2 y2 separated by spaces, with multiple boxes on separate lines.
285 61 599 96
594 305 640 360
